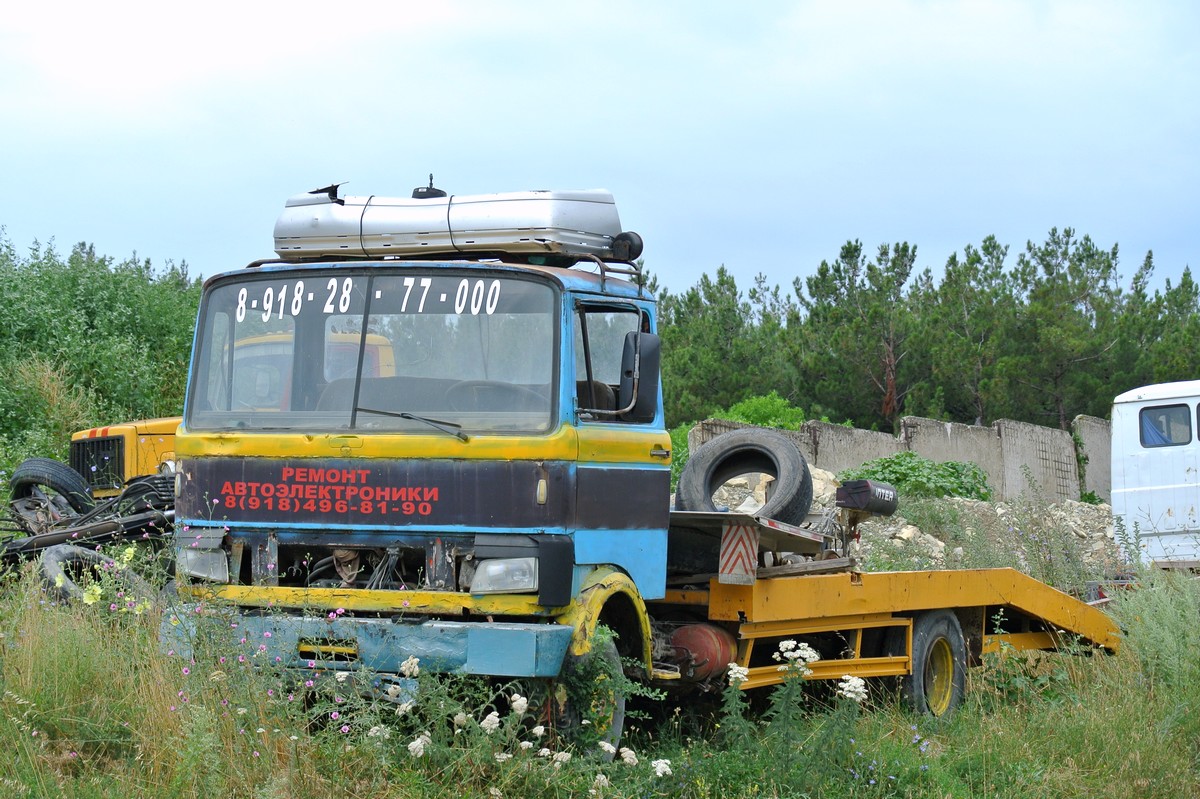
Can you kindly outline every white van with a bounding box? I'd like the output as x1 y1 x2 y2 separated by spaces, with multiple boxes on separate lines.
1111 380 1200 567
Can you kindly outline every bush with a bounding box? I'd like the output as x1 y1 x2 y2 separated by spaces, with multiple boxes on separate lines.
0 237 200 475
718 391 807 430
840 451 992 501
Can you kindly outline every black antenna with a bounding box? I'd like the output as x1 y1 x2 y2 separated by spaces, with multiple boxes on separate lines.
412 174 447 200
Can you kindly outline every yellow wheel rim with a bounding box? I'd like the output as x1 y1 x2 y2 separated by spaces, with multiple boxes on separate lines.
925 637 955 716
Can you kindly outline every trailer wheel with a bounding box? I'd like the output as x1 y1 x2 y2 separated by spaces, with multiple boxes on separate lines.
39 544 155 606
675 428 813 524
10 457 95 514
541 638 626 758
903 610 967 717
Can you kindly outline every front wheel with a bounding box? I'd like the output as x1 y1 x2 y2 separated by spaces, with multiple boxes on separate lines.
537 637 626 757
902 610 967 717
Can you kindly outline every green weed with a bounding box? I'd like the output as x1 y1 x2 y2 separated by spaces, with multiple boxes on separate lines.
2 556 1200 797
841 451 993 501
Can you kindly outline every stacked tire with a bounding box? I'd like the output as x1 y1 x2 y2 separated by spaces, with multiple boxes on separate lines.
674 428 814 523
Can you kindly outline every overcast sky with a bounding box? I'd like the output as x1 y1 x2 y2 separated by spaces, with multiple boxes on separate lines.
1 1 1196 297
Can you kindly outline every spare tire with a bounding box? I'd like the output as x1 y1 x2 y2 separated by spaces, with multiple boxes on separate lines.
10 457 96 513
675 428 813 525
39 544 155 606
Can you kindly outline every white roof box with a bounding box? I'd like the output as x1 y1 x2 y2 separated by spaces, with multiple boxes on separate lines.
273 185 639 262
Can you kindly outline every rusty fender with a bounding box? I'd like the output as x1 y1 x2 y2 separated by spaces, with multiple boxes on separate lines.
558 566 653 672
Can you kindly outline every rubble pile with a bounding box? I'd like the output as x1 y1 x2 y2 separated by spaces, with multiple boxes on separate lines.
704 467 1124 573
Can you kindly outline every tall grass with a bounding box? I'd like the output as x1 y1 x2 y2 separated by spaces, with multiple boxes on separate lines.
1 536 1198 797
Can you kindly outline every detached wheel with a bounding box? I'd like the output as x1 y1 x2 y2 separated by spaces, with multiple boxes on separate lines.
10 457 96 514
39 544 154 605
675 428 813 524
903 610 967 717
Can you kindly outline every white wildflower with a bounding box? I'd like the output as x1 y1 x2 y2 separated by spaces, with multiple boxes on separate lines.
537 747 553 758
494 752 513 763
594 773 611 788
488 789 502 799
453 711 470 728
335 671 349 683
481 711 501 734
727 662 750 686
837 674 869 703
551 751 572 769
519 740 534 750
652 758 673 777
773 640 819 674
367 725 391 739
509 693 529 715
598 740 617 755
531 724 545 738
399 656 420 678
385 683 402 699
395 701 414 716
619 747 638 766
407 732 431 758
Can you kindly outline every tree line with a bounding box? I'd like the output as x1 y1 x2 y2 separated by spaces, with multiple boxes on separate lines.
0 237 200 471
655 228 1198 432
1 228 1194 473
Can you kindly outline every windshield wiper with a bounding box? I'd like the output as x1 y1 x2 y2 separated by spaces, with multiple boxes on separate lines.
355 407 470 442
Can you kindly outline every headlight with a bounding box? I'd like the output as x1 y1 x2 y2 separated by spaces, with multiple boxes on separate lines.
469 557 538 594
177 547 230 583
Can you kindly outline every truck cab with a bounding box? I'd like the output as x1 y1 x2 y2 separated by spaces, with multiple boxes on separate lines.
166 185 668 687
1111 380 1200 567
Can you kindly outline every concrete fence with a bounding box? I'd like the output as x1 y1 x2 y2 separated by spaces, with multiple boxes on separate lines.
689 414 1112 504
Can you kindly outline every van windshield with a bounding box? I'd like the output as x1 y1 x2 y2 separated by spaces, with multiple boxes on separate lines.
186 269 557 433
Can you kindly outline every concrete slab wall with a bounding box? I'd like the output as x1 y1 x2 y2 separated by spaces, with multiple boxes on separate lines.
901 417 1006 499
1072 415 1112 502
690 413 1112 503
793 421 902 474
994 419 1080 501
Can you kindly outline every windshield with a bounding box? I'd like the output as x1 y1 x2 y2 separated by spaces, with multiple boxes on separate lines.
187 269 557 433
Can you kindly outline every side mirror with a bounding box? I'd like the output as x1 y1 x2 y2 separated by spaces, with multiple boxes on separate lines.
617 331 660 423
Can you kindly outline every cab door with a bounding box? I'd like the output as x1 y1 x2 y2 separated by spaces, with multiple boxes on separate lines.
570 302 670 598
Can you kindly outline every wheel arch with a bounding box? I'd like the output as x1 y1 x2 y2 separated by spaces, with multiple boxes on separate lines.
560 566 653 673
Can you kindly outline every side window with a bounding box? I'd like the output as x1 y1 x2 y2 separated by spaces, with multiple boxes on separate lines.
201 312 232 412
1140 404 1192 447
574 307 640 420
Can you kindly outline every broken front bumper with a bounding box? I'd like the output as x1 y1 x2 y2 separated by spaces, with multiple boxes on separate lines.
161 604 574 678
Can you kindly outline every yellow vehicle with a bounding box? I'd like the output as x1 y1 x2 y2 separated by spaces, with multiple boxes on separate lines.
70 332 394 497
